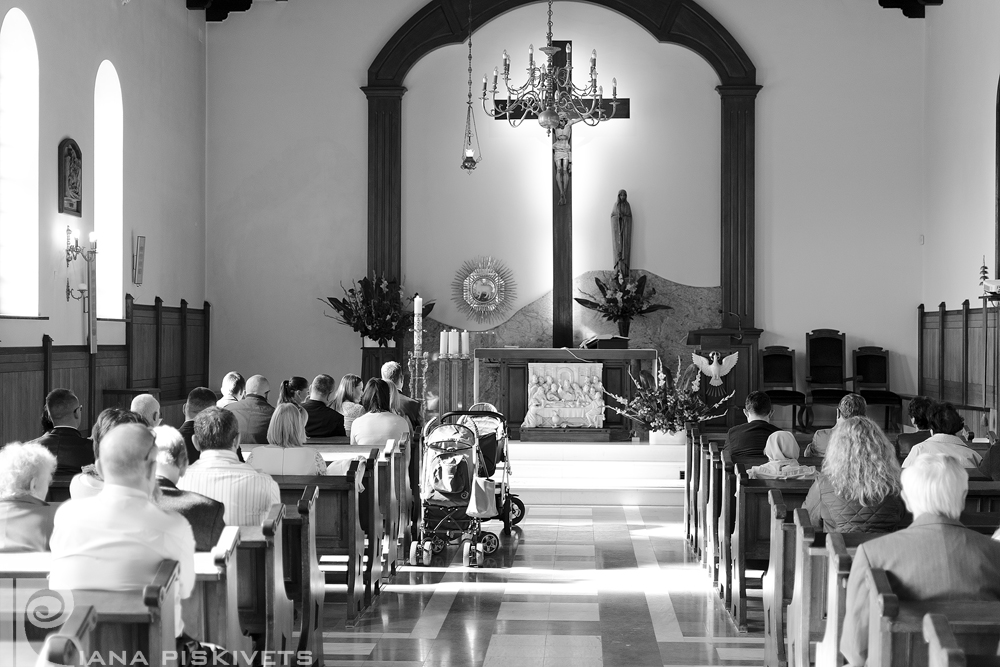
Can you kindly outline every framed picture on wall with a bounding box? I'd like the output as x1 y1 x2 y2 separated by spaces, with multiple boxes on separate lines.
58 138 82 217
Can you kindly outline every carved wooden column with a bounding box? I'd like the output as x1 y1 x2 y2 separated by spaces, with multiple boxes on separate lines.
717 85 761 330
362 86 406 282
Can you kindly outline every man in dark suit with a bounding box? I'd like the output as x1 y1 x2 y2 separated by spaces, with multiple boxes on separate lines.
224 375 274 444
724 391 780 458
178 387 219 465
301 374 345 438
840 453 1000 667
31 388 94 476
153 425 225 552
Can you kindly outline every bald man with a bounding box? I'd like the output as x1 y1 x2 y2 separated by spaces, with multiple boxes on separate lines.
225 374 274 444
129 393 161 427
49 423 196 646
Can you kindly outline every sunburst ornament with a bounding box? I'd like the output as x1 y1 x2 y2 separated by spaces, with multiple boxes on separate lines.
452 256 516 323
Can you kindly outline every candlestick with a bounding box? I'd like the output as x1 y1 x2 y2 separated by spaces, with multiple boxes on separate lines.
439 331 447 356
448 330 460 356
461 330 470 357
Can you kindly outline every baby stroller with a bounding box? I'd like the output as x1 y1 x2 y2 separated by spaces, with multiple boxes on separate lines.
409 414 501 567
458 403 525 534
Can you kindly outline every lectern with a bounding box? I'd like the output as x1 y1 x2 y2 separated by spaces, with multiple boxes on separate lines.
686 328 762 430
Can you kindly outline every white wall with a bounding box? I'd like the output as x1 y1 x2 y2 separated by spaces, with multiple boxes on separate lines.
923 3 1000 308
0 0 206 348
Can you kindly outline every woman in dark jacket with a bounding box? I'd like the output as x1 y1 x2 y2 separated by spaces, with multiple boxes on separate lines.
803 416 903 533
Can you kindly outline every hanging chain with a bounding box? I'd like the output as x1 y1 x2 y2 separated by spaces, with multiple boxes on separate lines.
547 0 553 46
466 0 474 107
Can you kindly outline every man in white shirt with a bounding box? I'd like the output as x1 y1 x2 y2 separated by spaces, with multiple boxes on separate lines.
178 407 280 526
49 423 196 646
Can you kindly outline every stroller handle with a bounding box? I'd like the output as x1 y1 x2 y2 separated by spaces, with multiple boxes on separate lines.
440 410 507 425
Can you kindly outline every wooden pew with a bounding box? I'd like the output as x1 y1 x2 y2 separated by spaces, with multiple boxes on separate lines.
923 613 1000 667
271 459 366 625
786 510 830 667
237 504 295 659
704 440 724 587
0 557 180 667
866 568 1000 667
282 485 325 667
685 424 701 550
183 526 254 659
698 434 712 566
32 605 97 667
731 464 813 631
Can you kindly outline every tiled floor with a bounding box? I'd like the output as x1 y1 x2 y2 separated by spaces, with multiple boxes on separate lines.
323 506 763 666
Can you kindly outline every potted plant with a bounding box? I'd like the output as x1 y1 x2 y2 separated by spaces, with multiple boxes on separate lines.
574 270 672 338
606 356 733 443
319 274 433 347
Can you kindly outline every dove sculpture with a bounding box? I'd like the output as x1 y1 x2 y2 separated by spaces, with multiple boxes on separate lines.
692 351 739 387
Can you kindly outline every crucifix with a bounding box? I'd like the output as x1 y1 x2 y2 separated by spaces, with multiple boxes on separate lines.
494 40 630 348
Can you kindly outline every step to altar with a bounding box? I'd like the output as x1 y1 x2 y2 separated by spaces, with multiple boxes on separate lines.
506 441 685 507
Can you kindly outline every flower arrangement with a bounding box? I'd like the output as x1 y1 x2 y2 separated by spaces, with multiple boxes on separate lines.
319 274 433 347
574 271 671 335
606 356 734 434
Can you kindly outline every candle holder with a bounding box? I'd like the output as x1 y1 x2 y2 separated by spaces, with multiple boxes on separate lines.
66 280 89 312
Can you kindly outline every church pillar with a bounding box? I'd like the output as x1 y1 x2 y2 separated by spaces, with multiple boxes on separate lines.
717 85 761 331
362 86 406 282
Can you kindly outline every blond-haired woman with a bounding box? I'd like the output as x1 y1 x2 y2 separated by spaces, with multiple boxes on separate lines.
803 416 903 533
331 374 365 436
247 403 327 476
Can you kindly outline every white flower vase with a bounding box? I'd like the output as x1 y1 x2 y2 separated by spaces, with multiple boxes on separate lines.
649 430 687 445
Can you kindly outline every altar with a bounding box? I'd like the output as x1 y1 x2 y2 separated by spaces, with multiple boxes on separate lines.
473 347 658 441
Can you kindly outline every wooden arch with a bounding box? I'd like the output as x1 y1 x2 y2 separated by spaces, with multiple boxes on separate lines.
364 0 760 330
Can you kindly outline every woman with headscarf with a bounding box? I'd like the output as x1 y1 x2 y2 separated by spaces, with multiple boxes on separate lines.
748 431 816 480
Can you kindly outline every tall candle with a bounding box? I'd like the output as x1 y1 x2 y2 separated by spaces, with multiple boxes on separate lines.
461 330 470 357
439 331 447 356
448 330 460 356
413 294 422 349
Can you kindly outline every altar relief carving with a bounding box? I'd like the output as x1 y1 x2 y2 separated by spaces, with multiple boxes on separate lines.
523 362 605 429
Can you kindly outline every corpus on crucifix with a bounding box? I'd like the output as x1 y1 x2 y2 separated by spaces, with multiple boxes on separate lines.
492 40 630 347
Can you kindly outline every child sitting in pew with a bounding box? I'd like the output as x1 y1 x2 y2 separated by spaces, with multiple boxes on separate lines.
748 431 816 480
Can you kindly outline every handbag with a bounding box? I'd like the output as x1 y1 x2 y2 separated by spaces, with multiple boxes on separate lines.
467 475 497 518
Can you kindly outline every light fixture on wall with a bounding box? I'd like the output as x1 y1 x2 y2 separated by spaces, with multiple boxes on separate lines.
481 0 618 134
65 226 97 266
459 0 482 172
64 225 99 354
66 279 90 312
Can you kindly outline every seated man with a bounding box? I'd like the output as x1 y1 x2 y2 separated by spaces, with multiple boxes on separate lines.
129 393 162 427
178 407 279 527
216 371 245 409
69 408 149 499
381 361 421 435
153 425 225 551
804 393 866 458
225 375 274 445
724 391 781 457
302 374 345 438
179 387 219 464
31 388 93 476
0 442 58 552
48 424 209 659
841 453 1000 666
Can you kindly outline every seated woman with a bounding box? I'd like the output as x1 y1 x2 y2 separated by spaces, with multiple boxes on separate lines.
331 373 365 436
351 379 411 451
748 431 816 479
69 408 150 499
276 376 309 408
804 416 903 533
0 442 58 552
896 395 933 459
246 403 327 476
902 401 982 469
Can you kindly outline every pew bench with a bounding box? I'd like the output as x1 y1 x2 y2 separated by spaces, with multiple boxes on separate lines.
32 605 97 667
281 485 325 666
237 504 295 661
923 613 1000 667
786 510 833 667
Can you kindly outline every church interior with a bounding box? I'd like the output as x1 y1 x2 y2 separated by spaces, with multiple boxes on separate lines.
1 0 999 666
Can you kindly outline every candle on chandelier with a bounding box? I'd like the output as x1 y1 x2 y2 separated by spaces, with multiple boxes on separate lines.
528 44 534 68
492 67 499 88
566 43 572 67
591 49 597 69
612 77 617 97
482 75 488 96
88 231 97 250
439 331 448 356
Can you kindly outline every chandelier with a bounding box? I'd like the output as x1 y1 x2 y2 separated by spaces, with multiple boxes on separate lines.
460 0 482 172
481 0 618 134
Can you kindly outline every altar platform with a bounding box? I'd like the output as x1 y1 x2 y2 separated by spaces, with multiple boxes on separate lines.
510 441 685 507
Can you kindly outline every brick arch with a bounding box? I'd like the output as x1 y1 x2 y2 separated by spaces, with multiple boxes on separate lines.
364 0 760 329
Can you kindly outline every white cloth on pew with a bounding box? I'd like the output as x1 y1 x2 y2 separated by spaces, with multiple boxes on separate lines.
49 483 195 636
901 433 983 469
178 449 280 527
246 445 327 476
325 456 367 493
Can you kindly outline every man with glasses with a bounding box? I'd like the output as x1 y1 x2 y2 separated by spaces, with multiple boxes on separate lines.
31 388 94 476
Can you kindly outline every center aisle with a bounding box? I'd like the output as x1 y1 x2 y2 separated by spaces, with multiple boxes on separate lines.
323 506 764 667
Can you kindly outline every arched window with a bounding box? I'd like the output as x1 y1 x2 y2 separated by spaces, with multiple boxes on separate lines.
0 8 38 316
94 60 123 319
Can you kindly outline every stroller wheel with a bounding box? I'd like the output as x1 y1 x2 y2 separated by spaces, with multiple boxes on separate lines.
431 535 447 553
409 541 420 566
479 532 500 554
422 541 433 566
461 541 473 567
509 496 526 525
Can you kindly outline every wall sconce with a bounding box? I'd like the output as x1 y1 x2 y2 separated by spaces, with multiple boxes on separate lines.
66 279 90 312
66 226 97 266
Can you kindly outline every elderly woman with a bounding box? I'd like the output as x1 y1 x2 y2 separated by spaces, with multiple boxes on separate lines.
350 379 411 451
902 402 982 469
246 403 327 476
0 442 58 552
803 416 903 533
331 374 365 436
